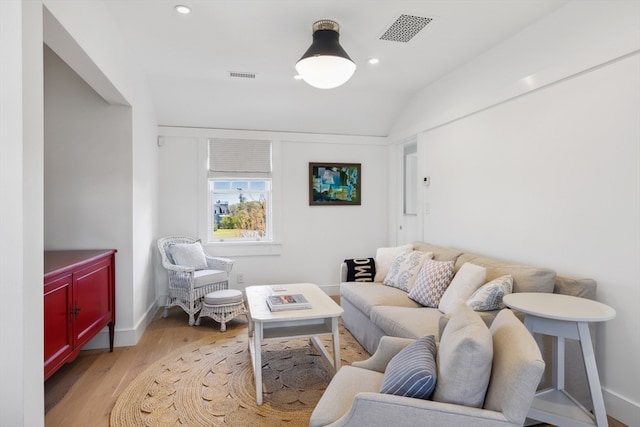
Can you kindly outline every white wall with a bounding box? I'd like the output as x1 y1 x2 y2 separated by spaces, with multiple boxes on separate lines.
389 1 640 424
0 2 43 426
44 44 134 327
157 127 389 296
0 0 158 424
41 0 160 349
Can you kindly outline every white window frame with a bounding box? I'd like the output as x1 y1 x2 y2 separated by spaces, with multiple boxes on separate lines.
197 137 282 257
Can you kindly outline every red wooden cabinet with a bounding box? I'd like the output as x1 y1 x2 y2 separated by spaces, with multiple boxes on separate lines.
44 250 116 381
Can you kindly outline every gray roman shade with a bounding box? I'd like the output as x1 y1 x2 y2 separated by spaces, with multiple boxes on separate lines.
208 139 272 178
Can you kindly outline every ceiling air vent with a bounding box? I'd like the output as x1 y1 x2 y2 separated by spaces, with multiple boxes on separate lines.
229 71 256 79
380 14 433 43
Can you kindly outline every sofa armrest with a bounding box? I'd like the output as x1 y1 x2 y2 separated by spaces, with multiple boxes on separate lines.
340 262 348 283
351 336 415 373
326 392 515 427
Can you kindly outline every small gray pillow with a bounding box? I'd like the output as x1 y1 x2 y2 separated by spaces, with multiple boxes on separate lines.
168 241 208 270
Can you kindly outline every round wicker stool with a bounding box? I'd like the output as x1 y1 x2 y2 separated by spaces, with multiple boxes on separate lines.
195 289 248 331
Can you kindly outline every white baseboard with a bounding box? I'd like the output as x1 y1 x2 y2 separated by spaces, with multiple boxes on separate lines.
81 297 162 350
604 387 639 426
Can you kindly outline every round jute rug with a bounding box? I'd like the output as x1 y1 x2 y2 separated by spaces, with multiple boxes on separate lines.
110 325 367 427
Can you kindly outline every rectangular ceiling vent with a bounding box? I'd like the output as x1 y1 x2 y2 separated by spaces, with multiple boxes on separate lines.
380 14 433 43
229 71 256 79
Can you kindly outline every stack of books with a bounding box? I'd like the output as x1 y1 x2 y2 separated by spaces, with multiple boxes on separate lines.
266 293 311 311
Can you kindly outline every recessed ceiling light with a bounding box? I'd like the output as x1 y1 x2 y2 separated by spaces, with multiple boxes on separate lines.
293 74 303 80
175 5 191 14
368 58 380 65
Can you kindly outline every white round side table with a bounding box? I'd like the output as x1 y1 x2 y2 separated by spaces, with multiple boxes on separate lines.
503 292 615 427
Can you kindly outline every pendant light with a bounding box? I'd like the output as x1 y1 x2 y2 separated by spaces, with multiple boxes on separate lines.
295 20 356 89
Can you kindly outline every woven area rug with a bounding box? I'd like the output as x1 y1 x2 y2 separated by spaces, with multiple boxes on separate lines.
110 324 367 427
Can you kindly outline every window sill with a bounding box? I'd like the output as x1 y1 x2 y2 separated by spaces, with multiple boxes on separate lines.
204 241 282 257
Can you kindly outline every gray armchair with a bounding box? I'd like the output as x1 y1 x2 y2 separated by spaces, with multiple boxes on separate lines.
157 236 234 325
310 308 544 427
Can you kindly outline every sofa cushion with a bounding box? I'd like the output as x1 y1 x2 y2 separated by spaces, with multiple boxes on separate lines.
193 269 227 288
407 259 455 307
383 251 433 292
380 335 437 400
374 244 413 282
340 282 421 317
438 262 487 314
432 303 493 408
370 306 444 340
344 258 376 282
467 275 513 311
554 276 596 299
412 242 463 262
455 253 556 293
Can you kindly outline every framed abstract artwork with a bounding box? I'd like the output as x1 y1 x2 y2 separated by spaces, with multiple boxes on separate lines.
309 162 361 205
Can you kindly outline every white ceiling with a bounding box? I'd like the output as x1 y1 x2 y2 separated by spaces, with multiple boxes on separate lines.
103 0 568 136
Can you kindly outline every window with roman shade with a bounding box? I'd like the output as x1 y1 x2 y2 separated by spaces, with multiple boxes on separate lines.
208 139 273 242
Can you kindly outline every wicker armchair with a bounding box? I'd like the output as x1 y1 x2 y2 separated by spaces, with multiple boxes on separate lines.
157 236 235 325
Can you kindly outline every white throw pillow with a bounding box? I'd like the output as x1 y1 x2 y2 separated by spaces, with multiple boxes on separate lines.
467 275 513 311
438 262 487 314
374 244 413 282
383 251 433 292
169 241 208 270
432 303 493 407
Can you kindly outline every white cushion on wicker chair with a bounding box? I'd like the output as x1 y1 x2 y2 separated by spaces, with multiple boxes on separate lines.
204 289 244 305
193 270 228 288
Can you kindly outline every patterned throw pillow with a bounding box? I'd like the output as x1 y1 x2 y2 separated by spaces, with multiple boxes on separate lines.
374 244 413 282
380 335 437 400
407 259 455 307
383 251 433 292
168 241 208 270
467 275 513 311
344 258 376 282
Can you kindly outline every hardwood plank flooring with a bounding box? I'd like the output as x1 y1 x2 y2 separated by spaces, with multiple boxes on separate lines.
45 306 627 427
45 307 249 427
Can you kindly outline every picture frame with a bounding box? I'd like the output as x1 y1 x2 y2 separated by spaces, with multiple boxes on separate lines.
309 162 361 205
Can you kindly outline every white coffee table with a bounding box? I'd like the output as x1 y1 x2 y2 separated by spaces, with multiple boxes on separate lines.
245 283 344 405
503 292 616 427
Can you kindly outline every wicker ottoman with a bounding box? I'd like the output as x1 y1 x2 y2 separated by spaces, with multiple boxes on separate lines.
195 289 247 331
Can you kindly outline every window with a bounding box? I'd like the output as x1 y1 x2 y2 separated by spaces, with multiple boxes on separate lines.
208 139 272 242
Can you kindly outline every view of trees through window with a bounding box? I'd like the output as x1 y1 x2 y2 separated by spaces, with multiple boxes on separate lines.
210 179 270 241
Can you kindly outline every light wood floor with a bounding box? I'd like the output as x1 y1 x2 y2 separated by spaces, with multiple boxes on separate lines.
45 307 250 427
45 306 627 427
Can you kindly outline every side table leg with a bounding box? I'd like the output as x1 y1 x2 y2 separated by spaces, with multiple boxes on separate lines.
578 322 608 427
332 317 341 372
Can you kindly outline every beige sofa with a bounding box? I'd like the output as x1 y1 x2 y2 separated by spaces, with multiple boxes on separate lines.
339 241 597 408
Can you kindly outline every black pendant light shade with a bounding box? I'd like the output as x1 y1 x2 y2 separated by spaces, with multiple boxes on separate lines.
295 20 356 89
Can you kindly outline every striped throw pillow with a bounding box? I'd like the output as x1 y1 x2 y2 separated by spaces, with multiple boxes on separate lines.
379 335 437 400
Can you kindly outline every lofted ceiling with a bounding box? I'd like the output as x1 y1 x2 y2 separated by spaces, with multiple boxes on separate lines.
103 0 568 136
